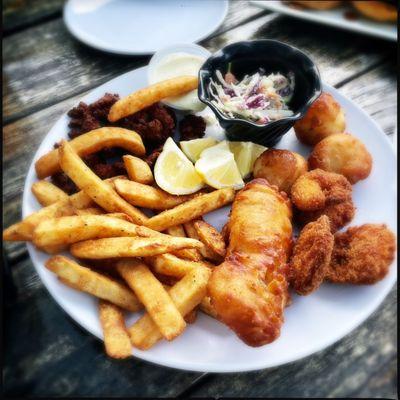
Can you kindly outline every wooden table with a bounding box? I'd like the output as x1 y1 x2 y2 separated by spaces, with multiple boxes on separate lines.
3 1 397 397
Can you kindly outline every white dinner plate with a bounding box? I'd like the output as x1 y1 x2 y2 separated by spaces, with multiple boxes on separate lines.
251 1 397 42
23 66 397 373
63 0 228 55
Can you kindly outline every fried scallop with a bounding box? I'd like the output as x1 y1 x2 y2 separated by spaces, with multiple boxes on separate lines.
253 149 308 193
289 215 334 295
294 92 346 146
326 224 396 284
292 1 342 10
352 1 397 22
291 169 355 232
308 133 372 184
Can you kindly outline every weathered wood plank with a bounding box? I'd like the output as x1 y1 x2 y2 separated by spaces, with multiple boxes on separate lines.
175 288 397 398
2 0 64 33
4 257 202 397
2 1 265 123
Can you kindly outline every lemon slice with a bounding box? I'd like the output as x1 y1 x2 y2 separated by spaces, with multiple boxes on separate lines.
180 137 218 162
154 137 204 195
229 142 268 178
200 140 230 158
195 150 244 190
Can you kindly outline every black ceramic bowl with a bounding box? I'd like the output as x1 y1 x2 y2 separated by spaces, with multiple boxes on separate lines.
198 40 322 147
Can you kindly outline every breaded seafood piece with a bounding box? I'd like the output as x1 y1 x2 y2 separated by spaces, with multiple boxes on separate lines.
326 224 396 284
294 92 345 146
292 1 342 10
291 169 355 232
309 133 372 184
253 149 308 194
289 215 334 295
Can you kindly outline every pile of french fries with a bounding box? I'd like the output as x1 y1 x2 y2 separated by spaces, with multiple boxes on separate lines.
3 127 231 359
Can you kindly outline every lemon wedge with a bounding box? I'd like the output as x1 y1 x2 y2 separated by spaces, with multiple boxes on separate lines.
195 150 244 190
180 137 218 162
229 142 268 178
199 140 230 159
154 137 204 195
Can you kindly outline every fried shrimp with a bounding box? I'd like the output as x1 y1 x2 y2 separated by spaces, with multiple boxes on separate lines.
291 169 355 232
294 92 345 146
308 133 372 184
289 215 334 295
326 224 396 284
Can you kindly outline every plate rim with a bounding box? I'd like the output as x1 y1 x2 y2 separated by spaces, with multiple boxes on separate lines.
63 0 229 55
22 66 397 373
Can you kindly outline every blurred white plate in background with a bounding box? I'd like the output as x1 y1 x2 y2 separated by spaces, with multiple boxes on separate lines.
251 1 397 41
64 0 228 55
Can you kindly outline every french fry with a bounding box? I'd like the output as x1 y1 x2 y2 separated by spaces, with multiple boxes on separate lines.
108 76 198 122
3 177 124 242
184 309 198 324
58 141 148 225
75 207 104 216
114 179 195 210
32 181 69 206
199 296 218 319
117 259 186 341
33 215 147 248
35 128 145 178
45 256 141 312
166 225 202 261
147 253 210 279
193 219 227 258
99 300 132 359
184 221 223 263
70 236 203 259
145 188 235 232
128 266 211 350
123 155 154 184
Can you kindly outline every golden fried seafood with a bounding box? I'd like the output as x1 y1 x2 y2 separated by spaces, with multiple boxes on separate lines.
294 92 345 146
291 169 355 232
208 179 293 347
292 1 342 10
253 149 308 193
351 1 397 22
289 216 334 295
326 224 396 284
308 133 373 184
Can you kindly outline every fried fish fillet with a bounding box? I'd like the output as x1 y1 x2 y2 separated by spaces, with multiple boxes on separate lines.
208 178 293 347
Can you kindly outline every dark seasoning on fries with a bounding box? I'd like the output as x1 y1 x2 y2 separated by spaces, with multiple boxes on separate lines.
3 56 396 358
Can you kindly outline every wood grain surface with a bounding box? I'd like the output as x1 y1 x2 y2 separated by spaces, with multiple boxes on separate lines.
2 1 397 397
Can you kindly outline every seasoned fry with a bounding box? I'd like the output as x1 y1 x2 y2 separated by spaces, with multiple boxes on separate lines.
166 225 202 261
145 188 235 231
147 253 211 278
114 179 195 210
58 141 148 225
70 236 203 259
123 155 154 184
117 259 186 341
45 256 141 312
108 76 198 122
193 219 227 258
128 266 211 349
35 128 145 178
184 221 222 263
33 215 147 247
99 300 132 359
32 180 69 206
75 207 104 216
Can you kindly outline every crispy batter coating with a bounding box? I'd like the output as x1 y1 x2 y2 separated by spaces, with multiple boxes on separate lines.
294 92 345 146
309 133 373 184
253 149 308 193
289 216 334 295
292 1 342 10
291 169 355 232
326 224 396 284
351 1 397 22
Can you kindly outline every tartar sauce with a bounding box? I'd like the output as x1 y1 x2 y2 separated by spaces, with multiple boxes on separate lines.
149 52 206 111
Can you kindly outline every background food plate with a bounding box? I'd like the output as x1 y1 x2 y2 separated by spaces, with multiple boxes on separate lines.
22 66 397 373
251 1 397 41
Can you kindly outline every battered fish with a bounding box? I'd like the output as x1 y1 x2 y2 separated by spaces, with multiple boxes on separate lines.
208 179 293 347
